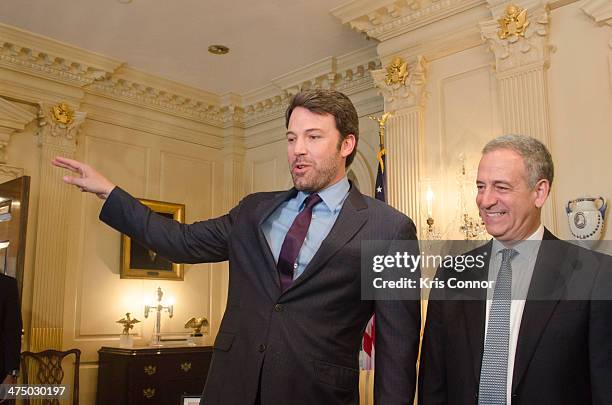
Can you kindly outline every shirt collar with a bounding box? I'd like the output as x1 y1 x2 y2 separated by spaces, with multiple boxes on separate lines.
295 176 350 213
491 223 544 259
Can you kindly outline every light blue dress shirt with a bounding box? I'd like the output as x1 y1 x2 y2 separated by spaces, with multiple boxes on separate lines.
262 177 350 280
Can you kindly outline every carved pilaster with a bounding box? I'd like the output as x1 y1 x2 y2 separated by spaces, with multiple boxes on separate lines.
222 126 246 211
372 56 428 233
0 97 37 163
480 2 557 232
30 102 85 350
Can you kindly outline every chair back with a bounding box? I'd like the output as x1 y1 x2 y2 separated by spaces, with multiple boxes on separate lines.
20 349 80 405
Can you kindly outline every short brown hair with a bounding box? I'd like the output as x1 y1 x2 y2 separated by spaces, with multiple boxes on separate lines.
285 89 359 168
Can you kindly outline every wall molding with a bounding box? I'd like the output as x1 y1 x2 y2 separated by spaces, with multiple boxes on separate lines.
1 23 382 132
331 0 487 41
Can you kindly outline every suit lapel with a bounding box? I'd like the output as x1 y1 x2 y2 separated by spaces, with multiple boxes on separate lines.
255 188 297 290
511 229 572 393
282 185 368 294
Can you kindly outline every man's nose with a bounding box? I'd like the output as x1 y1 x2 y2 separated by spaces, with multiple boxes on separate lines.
293 136 307 155
477 188 497 208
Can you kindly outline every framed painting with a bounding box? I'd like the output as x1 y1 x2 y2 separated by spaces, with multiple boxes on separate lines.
121 198 185 280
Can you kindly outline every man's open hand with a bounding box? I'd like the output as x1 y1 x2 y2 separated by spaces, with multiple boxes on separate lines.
52 157 115 200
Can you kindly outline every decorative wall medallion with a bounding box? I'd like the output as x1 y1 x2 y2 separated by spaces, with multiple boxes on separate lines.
498 4 530 40
51 102 75 125
385 57 409 86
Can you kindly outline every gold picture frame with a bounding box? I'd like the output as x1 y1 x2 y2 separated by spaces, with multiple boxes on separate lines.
121 198 185 280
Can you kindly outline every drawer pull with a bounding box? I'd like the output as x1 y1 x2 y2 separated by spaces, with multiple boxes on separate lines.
180 362 192 372
144 365 156 376
143 388 156 399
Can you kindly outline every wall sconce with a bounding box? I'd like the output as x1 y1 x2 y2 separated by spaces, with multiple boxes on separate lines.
422 183 440 240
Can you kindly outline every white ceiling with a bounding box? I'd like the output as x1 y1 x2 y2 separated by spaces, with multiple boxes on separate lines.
0 0 372 96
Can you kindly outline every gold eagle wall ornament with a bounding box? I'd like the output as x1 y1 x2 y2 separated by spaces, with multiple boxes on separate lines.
384 57 409 86
185 317 209 335
116 312 140 335
498 4 530 40
51 102 75 125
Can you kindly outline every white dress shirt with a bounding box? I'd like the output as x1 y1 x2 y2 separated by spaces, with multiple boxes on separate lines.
484 224 544 405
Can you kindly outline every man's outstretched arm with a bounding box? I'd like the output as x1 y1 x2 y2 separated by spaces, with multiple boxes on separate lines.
53 157 235 263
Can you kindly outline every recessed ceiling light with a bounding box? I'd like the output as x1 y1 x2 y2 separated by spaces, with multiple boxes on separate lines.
208 45 230 55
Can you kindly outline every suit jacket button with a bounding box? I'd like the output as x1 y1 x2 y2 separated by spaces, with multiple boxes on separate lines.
258 344 267 352
274 304 283 312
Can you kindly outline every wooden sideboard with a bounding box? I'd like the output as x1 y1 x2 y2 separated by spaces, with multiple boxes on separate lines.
96 345 212 405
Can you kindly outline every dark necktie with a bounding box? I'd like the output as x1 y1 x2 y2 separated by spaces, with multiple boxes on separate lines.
277 193 322 291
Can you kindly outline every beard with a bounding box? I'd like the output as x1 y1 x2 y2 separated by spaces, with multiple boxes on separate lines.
291 155 343 192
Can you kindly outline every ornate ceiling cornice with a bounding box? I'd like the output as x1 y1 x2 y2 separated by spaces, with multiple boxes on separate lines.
0 23 381 130
242 52 381 127
0 23 120 87
331 0 487 41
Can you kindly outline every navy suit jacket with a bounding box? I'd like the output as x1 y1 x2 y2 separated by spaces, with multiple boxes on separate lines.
100 184 421 405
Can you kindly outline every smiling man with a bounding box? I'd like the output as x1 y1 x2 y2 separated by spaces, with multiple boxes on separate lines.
419 134 612 405
53 89 421 405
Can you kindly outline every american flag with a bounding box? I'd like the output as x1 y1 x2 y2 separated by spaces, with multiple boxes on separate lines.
361 142 386 370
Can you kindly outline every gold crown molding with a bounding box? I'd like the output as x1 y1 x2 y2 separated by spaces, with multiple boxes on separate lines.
480 3 551 73
0 23 380 131
0 41 113 88
242 58 381 127
332 0 486 41
371 56 428 111
86 76 226 127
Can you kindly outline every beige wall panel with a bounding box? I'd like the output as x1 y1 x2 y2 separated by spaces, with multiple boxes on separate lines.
549 2 612 240
60 121 224 405
76 134 149 338
245 140 286 193
424 45 501 238
158 150 217 338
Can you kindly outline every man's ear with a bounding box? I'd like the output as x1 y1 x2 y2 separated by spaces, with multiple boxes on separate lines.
533 179 551 208
341 134 356 158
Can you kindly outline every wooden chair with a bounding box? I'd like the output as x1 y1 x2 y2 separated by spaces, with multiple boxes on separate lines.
20 349 80 405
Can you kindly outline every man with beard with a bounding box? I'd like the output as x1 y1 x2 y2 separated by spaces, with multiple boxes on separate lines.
53 89 420 405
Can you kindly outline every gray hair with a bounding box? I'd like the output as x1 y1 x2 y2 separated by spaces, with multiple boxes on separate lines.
482 134 554 188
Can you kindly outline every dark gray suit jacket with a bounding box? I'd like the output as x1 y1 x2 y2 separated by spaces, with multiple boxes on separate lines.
100 184 420 405
419 229 612 405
